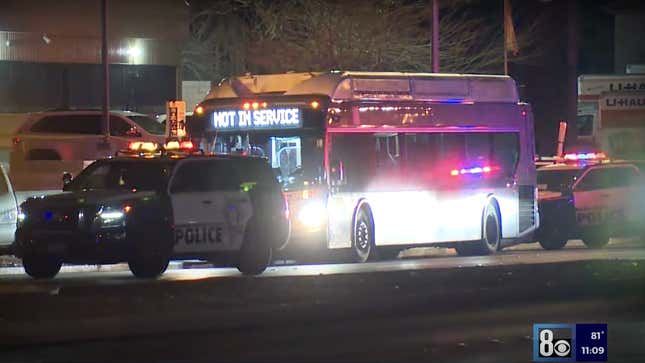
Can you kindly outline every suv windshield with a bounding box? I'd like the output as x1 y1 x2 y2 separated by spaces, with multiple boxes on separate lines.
127 115 166 135
67 160 174 191
537 169 580 192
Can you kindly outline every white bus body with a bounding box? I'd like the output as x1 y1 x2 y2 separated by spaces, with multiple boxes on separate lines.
194 72 538 257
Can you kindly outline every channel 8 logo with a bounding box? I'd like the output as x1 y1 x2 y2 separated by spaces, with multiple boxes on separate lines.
533 324 576 362
539 329 571 357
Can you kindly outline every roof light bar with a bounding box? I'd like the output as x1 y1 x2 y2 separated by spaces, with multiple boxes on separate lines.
450 165 496 176
563 152 606 161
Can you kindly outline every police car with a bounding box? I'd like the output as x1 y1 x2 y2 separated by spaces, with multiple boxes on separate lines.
13 146 290 279
536 154 645 250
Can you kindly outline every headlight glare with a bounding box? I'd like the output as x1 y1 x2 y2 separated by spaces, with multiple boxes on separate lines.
297 201 326 228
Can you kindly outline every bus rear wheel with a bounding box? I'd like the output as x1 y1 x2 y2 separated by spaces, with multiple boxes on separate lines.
456 203 501 256
353 208 377 263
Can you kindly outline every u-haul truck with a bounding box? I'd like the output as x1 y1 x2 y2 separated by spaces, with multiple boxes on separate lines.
576 75 645 159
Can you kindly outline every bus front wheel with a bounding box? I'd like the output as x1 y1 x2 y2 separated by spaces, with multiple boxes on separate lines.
353 207 377 263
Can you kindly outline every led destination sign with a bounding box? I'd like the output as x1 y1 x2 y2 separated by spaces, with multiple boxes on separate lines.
212 108 302 130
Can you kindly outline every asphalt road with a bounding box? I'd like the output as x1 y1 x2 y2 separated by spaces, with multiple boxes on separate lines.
1 239 645 363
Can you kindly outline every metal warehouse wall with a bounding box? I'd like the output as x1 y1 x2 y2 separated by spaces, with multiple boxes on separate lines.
0 61 176 114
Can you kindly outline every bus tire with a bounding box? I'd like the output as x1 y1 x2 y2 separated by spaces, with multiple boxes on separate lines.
353 207 377 263
461 202 501 256
22 254 62 279
237 218 272 275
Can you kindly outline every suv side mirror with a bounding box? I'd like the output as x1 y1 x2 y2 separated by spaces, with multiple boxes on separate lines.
329 160 345 185
62 172 73 188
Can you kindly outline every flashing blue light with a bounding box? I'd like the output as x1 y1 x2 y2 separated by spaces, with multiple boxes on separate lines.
440 98 466 104
45 211 53 221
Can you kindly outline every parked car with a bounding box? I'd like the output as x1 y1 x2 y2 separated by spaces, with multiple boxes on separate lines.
9 109 166 191
0 164 19 248
536 161 645 250
13 150 290 279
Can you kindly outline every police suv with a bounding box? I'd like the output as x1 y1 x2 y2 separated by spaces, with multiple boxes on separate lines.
13 149 290 279
536 156 645 250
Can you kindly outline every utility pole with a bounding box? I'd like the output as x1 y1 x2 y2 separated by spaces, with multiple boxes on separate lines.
503 0 508 75
432 0 439 72
101 0 110 139
566 0 578 145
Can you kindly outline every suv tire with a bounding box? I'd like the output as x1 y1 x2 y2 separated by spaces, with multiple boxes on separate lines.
238 218 272 275
23 254 62 279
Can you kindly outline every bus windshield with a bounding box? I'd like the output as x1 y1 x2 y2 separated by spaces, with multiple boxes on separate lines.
207 133 324 190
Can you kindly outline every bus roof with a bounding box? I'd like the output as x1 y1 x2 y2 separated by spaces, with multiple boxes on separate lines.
205 71 519 104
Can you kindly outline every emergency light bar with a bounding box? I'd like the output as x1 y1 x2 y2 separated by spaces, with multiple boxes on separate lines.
128 141 158 152
164 140 194 150
562 152 606 161
450 165 496 176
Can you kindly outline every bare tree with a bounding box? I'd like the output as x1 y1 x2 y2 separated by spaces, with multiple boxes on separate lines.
182 1 252 80
183 0 543 80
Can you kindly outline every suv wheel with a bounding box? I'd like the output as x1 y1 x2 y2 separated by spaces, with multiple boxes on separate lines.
128 256 169 278
237 219 272 275
23 254 62 279
582 233 610 249
128 228 171 278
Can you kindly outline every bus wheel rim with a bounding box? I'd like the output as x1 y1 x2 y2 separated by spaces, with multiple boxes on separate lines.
356 220 370 251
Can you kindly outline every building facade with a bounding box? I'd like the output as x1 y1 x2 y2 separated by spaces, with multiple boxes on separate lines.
0 0 188 114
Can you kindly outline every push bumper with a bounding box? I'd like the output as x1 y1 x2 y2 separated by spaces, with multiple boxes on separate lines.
13 227 132 263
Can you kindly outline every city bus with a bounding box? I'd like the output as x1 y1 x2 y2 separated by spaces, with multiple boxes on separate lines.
190 71 538 261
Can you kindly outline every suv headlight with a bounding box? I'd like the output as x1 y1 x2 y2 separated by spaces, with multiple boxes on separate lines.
96 204 133 227
17 210 26 225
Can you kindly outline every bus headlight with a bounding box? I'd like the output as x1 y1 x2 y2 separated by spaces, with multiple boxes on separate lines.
297 200 326 228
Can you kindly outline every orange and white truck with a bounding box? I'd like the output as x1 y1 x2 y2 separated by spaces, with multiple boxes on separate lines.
576 74 645 160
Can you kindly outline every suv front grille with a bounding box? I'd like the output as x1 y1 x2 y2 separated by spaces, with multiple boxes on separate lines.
29 207 80 231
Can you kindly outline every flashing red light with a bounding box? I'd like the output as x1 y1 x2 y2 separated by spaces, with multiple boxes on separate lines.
180 140 194 150
195 105 204 115
521 110 527 117
12 137 21 145
123 204 133 214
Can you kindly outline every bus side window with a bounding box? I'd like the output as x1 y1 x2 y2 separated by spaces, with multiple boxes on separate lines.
375 134 400 168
